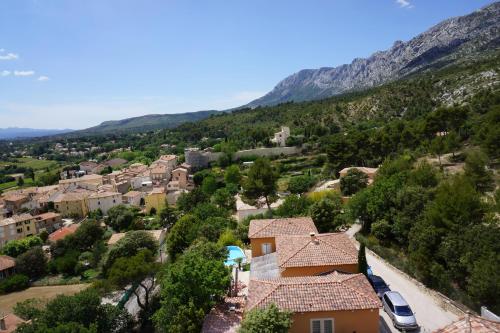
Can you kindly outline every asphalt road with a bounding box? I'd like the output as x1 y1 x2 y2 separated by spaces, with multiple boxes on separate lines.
347 225 460 333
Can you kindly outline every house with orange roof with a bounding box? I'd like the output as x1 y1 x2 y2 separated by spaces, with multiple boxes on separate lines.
433 313 500 333
0 313 27 333
33 212 62 233
0 255 16 280
246 272 381 333
248 217 318 258
48 224 79 242
275 232 359 276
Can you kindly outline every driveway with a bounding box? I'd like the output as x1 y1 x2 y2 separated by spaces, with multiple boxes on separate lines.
347 225 461 333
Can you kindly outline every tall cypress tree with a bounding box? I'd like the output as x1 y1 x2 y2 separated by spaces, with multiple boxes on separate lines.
358 243 368 276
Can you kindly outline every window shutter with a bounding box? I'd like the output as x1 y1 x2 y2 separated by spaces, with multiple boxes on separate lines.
311 320 321 333
324 320 333 333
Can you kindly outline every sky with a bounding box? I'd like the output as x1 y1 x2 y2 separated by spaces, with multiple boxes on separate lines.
0 0 495 130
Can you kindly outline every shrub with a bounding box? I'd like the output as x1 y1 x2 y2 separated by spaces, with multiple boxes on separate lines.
0 274 30 294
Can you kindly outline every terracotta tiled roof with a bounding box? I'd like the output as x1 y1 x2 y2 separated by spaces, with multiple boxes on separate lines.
339 166 378 176
248 217 318 239
2 194 28 203
123 191 142 198
0 313 27 333
0 255 16 271
48 224 79 242
34 212 61 220
53 192 89 202
276 233 358 268
434 314 500 333
159 155 177 162
88 191 121 198
247 272 381 312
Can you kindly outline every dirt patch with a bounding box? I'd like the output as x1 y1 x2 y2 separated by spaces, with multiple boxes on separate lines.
0 284 89 313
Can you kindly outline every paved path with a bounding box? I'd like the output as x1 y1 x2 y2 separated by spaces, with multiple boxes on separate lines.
347 224 460 333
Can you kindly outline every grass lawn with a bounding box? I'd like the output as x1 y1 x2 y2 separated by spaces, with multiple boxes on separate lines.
0 177 35 191
0 284 89 313
0 157 59 171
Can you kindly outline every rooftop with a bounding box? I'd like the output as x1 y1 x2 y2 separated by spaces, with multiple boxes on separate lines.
434 314 500 333
0 214 34 227
48 224 79 242
339 166 378 175
246 271 381 312
275 232 358 268
0 255 16 271
88 191 122 199
248 217 318 239
34 212 61 220
59 174 103 184
123 191 142 198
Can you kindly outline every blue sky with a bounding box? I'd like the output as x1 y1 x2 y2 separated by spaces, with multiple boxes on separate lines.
0 0 494 129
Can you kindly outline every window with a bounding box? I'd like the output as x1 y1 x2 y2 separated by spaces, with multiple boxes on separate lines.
383 295 394 312
261 243 272 255
311 319 334 333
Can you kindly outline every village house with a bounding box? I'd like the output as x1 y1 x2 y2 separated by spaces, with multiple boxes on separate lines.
87 191 122 214
0 255 16 280
274 232 358 277
170 167 189 189
235 195 284 222
246 272 381 333
122 191 144 206
33 212 62 234
154 154 178 170
339 166 378 184
0 313 27 332
53 192 89 217
107 229 167 247
434 313 500 332
150 165 169 183
59 174 103 190
0 214 37 247
2 193 30 215
248 217 318 258
145 187 167 213
79 161 99 174
48 223 79 242
270 126 290 147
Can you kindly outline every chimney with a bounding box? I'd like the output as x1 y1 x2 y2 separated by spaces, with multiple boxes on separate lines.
310 232 319 244
0 316 6 330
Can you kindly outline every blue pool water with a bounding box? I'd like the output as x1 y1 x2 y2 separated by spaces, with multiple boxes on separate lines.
225 246 246 266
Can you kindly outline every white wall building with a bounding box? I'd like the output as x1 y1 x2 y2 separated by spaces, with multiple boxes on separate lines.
271 126 290 147
87 192 122 214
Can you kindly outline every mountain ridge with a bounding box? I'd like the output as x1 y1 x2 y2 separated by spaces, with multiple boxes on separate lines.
245 2 500 107
0 127 74 140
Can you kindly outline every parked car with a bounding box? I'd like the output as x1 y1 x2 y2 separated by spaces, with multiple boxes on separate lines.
368 274 390 298
382 291 419 331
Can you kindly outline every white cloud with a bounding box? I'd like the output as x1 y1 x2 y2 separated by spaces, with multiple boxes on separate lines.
0 53 19 60
37 75 50 81
0 49 4 52
14 70 35 76
1 70 10 77
396 0 414 8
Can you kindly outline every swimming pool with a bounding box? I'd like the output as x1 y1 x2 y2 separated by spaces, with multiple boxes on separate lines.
225 245 247 266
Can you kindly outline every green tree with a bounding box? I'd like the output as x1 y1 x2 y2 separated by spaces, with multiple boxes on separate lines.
430 136 446 166
108 249 160 311
106 205 137 231
17 177 25 187
3 236 43 257
224 164 241 185
159 204 179 228
340 169 368 196
274 195 311 217
154 241 230 332
358 243 368 276
211 188 236 211
287 175 316 194
201 175 218 196
242 158 279 210
15 246 47 279
239 304 293 333
464 150 494 193
310 196 343 233
166 214 200 260
105 231 158 271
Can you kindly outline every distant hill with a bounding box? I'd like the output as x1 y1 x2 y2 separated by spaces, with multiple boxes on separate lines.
70 110 224 136
0 127 73 139
246 2 500 107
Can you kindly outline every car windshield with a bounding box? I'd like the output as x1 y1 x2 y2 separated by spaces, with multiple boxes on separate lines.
395 305 413 316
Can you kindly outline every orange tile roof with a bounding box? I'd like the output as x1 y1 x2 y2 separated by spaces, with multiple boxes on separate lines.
0 313 27 333
48 224 79 242
34 212 61 220
0 255 16 271
276 233 358 268
247 272 381 312
248 217 318 239
434 314 500 333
